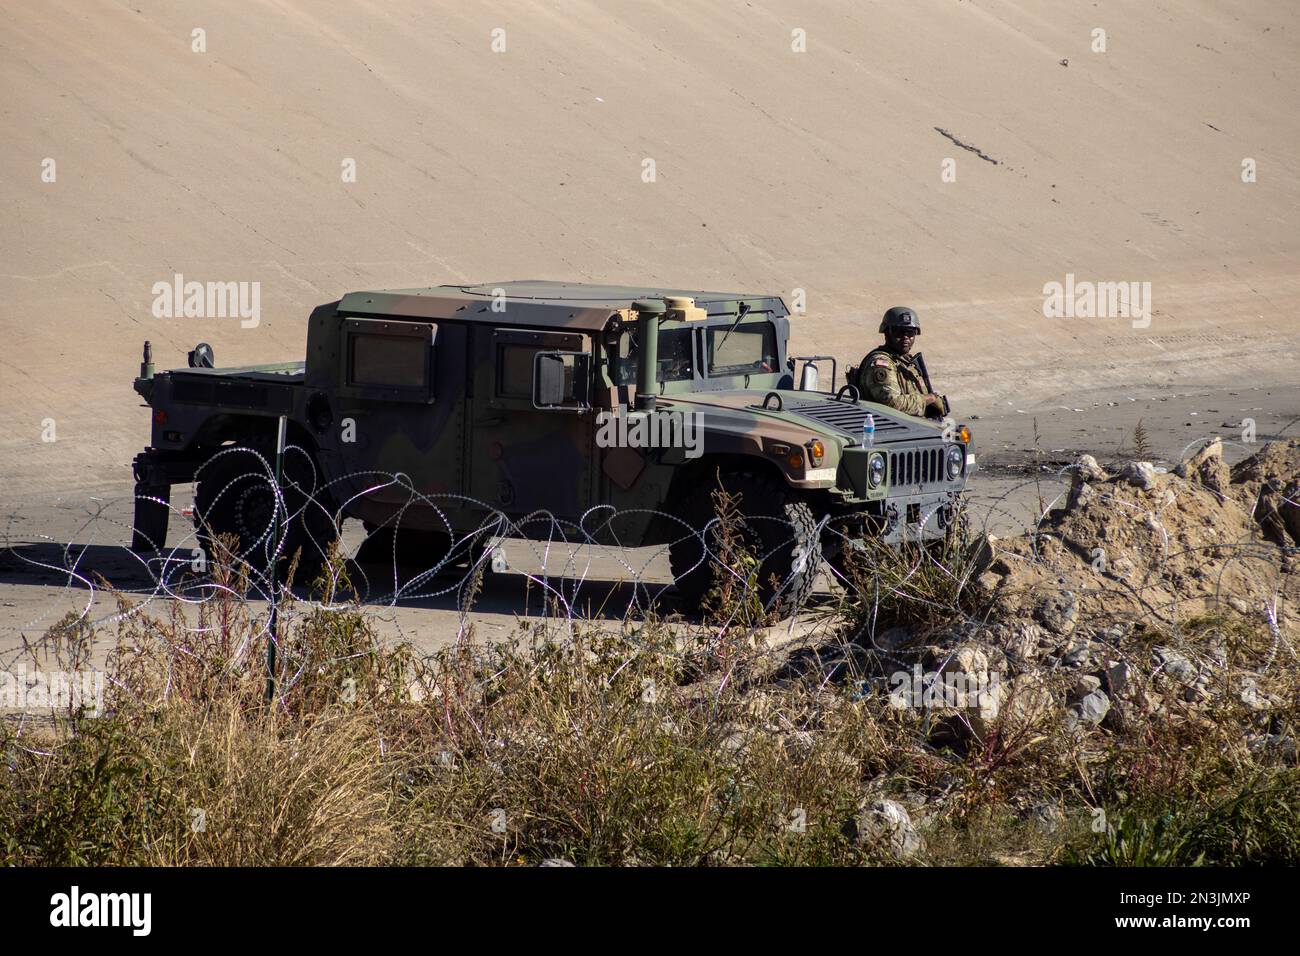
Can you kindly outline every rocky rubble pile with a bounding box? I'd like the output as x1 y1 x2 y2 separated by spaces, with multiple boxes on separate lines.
977 437 1298 636
913 441 1300 748
744 441 1300 857
664 442 1300 861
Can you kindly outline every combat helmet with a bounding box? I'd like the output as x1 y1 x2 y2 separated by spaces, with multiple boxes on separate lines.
879 306 921 335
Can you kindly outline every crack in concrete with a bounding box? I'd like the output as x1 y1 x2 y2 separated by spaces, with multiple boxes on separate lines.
934 127 1000 166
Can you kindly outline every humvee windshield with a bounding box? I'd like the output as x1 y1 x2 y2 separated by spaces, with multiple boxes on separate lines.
610 327 695 385
707 321 777 376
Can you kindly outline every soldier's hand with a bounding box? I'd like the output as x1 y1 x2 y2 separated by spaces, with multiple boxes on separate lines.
924 393 944 410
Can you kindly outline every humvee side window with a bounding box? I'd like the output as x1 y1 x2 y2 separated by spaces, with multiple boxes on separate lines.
497 344 539 398
340 318 436 402
349 332 427 388
610 327 695 386
707 322 777 376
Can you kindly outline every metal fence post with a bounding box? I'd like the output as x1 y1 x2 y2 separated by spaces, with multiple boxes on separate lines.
266 415 287 706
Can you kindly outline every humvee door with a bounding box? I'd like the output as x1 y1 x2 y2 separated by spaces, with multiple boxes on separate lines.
467 326 596 530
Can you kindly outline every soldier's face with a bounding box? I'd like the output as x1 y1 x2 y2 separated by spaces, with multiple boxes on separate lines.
886 329 917 354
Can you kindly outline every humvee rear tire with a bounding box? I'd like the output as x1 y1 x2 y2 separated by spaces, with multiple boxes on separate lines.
668 470 821 616
194 443 338 587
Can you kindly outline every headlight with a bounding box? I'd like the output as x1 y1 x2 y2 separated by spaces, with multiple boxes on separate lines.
868 453 886 488
945 444 964 479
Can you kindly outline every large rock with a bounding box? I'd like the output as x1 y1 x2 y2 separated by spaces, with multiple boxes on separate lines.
1062 643 1094 667
1065 479 1096 511
1104 659 1132 696
1073 454 1110 483
967 532 998 575
1120 460 1158 491
717 723 754 755
935 644 1004 722
1174 437 1229 498
1070 674 1102 701
1230 441 1300 545
1235 677 1271 712
1034 590 1079 635
1153 646 1200 685
994 621 1048 662
938 643 990 676
998 672 1058 735
845 799 924 859
1067 455 1108 510
1064 689 1111 729
1254 479 1300 546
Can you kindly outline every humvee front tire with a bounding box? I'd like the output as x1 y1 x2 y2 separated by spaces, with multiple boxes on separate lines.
668 470 821 616
194 443 338 585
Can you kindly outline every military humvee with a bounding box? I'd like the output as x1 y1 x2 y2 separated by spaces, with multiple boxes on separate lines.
130 281 973 610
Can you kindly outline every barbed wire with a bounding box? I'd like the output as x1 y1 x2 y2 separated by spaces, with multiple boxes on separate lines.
1 440 1295 720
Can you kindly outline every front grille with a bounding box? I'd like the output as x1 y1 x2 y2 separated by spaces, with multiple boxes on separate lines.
775 398 908 437
890 446 945 488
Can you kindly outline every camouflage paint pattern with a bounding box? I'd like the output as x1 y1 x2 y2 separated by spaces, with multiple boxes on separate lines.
132 282 973 548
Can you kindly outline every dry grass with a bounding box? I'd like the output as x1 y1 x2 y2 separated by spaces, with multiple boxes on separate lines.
2 521 1297 867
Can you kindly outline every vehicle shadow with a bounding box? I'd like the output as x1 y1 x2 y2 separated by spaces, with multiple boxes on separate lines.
344 556 678 620
0 541 161 591
0 541 680 623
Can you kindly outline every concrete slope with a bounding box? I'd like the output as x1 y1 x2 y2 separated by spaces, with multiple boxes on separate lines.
2 0 1297 494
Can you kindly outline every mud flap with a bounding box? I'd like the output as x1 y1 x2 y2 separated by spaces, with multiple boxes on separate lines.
131 481 171 552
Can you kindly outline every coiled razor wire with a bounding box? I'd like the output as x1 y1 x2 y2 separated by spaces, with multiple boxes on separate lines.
0 441 1295 718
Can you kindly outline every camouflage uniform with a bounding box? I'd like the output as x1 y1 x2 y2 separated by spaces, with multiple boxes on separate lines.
855 347 928 417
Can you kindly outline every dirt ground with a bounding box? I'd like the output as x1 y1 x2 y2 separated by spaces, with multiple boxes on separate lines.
2 1 1297 660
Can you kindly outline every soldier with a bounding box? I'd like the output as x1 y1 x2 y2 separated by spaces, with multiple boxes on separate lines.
854 306 945 419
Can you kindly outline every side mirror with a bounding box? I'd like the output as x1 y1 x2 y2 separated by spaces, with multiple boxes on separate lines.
798 363 819 391
533 351 591 411
188 342 215 368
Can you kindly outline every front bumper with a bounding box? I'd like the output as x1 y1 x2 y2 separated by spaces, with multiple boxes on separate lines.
879 489 963 543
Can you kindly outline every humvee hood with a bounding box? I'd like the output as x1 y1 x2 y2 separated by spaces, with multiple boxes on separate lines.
663 390 938 444
658 393 825 447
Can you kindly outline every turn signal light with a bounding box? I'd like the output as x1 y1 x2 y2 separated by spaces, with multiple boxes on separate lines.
788 451 804 469
808 439 825 463
959 425 971 443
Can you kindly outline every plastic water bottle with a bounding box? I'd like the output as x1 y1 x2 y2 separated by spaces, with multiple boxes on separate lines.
862 412 875 446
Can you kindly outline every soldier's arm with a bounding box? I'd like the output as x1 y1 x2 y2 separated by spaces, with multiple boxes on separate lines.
864 356 928 417
893 388 930 418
